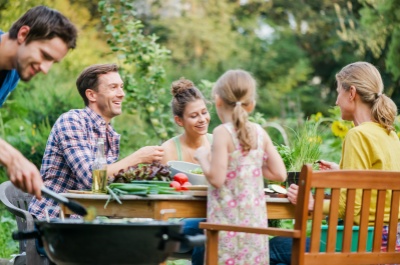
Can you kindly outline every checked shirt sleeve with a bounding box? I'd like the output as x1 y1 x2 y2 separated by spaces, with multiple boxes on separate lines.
55 113 95 189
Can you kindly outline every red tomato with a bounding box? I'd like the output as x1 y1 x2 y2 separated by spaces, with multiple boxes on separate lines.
181 181 192 191
173 173 189 185
170 181 181 191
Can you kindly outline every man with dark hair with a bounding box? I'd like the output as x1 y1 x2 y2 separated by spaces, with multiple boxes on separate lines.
0 6 77 199
29 64 164 219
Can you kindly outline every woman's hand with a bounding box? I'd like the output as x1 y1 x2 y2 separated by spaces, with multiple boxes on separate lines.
287 184 314 211
318 159 339 170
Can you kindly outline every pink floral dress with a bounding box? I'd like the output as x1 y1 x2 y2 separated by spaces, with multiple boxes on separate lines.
207 122 269 265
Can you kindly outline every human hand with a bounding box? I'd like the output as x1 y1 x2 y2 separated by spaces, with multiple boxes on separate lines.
318 159 339 170
287 184 314 211
6 150 42 200
194 146 209 164
134 146 164 164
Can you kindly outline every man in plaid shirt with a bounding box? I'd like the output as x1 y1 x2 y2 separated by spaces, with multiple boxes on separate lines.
29 63 164 219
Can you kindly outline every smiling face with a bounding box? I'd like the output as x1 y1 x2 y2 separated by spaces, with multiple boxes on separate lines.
89 72 125 123
15 37 69 81
176 99 210 136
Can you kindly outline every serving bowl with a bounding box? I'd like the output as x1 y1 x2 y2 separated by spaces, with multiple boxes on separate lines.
167 161 208 185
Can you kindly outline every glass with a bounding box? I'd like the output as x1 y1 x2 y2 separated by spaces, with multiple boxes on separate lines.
92 138 107 193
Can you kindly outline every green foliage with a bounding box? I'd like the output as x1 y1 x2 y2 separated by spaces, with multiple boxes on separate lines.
144 0 242 76
279 120 322 172
249 112 289 146
316 107 354 164
99 0 174 143
276 144 292 171
333 0 400 102
0 205 18 259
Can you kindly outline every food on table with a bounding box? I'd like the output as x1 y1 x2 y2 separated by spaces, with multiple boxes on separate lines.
264 188 274 193
113 162 171 183
169 173 192 191
173 173 189 185
108 182 181 196
269 184 288 194
170 180 182 191
182 182 192 189
189 167 204 175
83 206 97 222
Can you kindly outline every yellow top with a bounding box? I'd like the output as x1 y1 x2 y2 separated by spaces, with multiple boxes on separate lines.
323 122 400 225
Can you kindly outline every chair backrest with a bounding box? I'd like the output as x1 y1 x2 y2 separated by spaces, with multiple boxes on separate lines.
293 164 400 265
0 181 34 253
0 181 51 265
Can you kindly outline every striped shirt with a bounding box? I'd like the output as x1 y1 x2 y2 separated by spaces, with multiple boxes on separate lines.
29 107 120 219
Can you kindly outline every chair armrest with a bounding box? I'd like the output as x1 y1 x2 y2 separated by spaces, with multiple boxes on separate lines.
199 222 300 238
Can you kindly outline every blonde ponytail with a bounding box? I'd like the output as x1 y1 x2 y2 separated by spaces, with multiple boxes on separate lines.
213 70 256 152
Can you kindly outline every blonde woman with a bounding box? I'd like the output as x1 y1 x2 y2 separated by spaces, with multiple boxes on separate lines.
270 62 400 264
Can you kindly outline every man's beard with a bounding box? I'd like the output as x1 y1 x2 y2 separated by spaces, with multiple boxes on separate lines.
16 62 33 82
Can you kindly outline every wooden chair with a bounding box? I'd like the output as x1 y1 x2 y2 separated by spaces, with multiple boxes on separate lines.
200 164 400 265
0 181 51 265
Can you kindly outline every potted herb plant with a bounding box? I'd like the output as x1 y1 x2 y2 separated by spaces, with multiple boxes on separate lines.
277 120 322 186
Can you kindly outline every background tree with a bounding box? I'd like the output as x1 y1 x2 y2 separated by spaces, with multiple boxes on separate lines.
333 0 400 103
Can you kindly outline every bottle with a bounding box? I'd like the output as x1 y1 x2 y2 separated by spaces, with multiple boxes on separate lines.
92 138 107 193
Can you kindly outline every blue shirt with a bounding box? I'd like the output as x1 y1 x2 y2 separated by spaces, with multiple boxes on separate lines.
0 31 20 106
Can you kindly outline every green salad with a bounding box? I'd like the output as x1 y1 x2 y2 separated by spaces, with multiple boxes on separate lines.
189 167 204 175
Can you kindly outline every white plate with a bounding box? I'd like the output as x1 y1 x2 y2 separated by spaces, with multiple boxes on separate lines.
269 184 287 194
264 188 274 193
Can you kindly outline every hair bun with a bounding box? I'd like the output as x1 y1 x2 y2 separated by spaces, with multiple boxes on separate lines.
171 77 194 96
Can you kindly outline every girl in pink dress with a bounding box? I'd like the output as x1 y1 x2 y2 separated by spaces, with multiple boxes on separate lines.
195 69 287 265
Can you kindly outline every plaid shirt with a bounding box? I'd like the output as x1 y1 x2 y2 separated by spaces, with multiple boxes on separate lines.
29 107 120 219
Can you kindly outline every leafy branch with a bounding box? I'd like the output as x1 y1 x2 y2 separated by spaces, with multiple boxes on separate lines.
99 0 174 141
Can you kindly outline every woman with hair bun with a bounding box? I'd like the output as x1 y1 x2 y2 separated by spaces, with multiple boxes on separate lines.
161 77 211 265
161 77 212 164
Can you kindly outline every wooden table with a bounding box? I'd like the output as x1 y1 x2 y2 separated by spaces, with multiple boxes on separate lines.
60 193 296 220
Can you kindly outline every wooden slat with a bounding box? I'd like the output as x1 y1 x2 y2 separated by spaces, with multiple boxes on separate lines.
309 188 325 253
372 189 386 252
313 171 400 190
199 223 300 238
342 189 356 252
357 189 371 252
325 188 339 253
204 230 218 265
304 252 400 265
291 164 314 265
387 190 400 252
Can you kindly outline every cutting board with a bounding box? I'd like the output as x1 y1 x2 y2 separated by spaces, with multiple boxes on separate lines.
68 190 95 194
186 185 208 191
185 190 207 196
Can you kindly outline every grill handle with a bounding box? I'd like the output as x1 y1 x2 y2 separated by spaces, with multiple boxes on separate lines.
12 230 40 240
